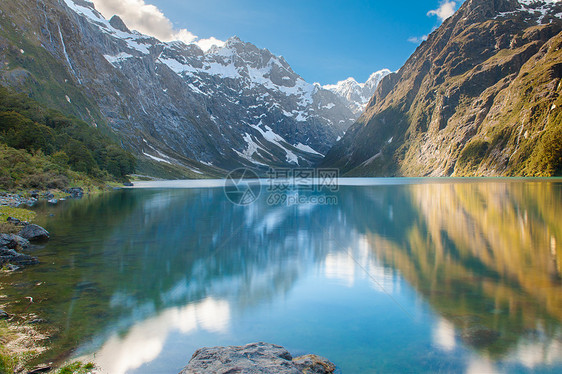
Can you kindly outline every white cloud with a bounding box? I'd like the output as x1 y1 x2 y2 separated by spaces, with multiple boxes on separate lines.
409 1 459 44
432 319 456 352
173 29 198 45
427 1 458 22
92 0 224 49
197 37 226 52
81 297 231 374
408 35 428 44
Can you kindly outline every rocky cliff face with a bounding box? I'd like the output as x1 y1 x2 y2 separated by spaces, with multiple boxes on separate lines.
0 0 367 175
323 0 562 177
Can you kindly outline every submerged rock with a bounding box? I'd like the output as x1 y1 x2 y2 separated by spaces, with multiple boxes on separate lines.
66 187 84 199
27 318 47 325
0 309 8 319
293 355 337 374
461 325 500 347
0 247 39 266
18 224 49 242
27 366 52 374
3 264 20 271
180 342 336 374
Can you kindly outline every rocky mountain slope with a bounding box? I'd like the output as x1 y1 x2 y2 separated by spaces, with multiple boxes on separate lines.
323 0 562 177
324 69 392 115
0 0 381 176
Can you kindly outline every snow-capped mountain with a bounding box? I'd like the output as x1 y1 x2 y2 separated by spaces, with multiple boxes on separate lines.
0 0 363 175
324 69 392 114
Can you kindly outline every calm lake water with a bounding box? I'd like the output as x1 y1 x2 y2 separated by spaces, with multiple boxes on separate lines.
2 179 562 373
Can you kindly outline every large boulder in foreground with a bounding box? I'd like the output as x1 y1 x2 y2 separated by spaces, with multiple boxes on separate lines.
180 342 336 374
18 224 49 242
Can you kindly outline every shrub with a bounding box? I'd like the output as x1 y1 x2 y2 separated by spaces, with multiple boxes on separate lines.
51 150 69 166
458 140 490 167
0 86 135 180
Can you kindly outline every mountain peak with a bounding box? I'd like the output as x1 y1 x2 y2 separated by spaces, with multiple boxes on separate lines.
109 15 130 33
324 69 392 114
365 69 392 89
226 36 243 45
367 69 392 81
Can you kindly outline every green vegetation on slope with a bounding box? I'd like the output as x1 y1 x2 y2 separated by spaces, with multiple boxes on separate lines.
0 144 93 191
0 86 135 189
323 0 562 177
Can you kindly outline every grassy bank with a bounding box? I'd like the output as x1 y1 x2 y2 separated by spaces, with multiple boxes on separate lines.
0 319 48 373
0 328 94 373
0 143 120 194
0 143 121 235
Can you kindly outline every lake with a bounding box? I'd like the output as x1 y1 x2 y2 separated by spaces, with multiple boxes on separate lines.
2 179 562 373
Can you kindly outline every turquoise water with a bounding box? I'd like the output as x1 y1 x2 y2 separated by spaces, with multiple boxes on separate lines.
2 179 562 373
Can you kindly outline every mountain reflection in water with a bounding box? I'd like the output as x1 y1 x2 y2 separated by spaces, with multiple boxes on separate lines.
1 180 561 373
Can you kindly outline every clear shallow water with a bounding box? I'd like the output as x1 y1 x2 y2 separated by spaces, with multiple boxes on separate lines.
2 179 562 373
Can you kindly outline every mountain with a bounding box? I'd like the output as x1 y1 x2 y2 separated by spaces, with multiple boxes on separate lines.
0 0 368 176
324 69 392 115
323 0 562 177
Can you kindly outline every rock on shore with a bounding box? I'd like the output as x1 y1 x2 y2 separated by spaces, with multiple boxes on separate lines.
180 342 336 374
0 233 39 267
0 220 49 268
18 224 50 242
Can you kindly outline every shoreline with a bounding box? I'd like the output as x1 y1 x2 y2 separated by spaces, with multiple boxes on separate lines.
129 176 562 189
0 186 122 373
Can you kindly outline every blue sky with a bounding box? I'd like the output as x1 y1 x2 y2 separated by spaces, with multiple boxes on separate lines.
93 0 464 85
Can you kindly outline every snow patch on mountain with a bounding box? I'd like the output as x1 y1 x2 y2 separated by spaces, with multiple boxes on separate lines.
295 143 323 156
324 69 392 114
58 0 356 169
104 52 134 66
63 0 102 22
252 123 300 165
63 0 152 54
497 0 562 23
143 151 172 165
